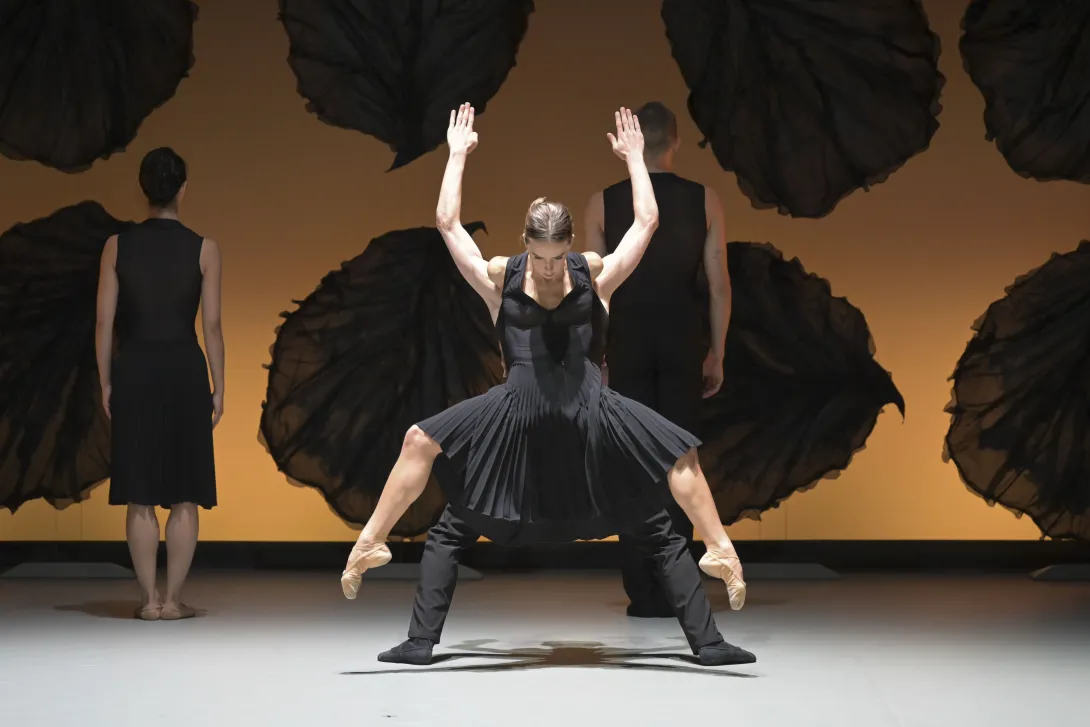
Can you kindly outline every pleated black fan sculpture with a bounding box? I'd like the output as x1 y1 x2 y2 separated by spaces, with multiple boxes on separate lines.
661 0 944 218
945 241 1090 541
0 202 134 511
960 0 1090 184
278 0 534 170
696 242 905 524
0 0 197 172
260 224 504 537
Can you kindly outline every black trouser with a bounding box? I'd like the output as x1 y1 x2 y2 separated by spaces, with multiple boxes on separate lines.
606 324 703 611
406 505 723 654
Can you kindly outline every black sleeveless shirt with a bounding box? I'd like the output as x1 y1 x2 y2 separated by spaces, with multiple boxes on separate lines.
602 172 706 329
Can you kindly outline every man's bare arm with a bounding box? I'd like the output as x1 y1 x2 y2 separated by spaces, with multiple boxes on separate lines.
704 186 731 363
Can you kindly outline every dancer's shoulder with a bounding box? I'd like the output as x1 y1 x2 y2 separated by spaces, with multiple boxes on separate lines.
486 255 510 286
581 251 604 280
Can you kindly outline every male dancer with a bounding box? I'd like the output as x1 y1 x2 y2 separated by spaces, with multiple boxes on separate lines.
583 101 731 618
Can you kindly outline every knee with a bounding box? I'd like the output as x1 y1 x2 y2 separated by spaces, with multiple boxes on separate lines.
668 448 702 493
670 448 701 477
403 425 440 458
127 505 156 519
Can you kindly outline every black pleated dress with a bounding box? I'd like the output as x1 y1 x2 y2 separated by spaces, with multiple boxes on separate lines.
107 218 216 509
418 252 699 545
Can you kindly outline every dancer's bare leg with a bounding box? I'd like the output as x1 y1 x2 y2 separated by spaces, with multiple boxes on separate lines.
125 505 161 619
666 448 747 610
161 503 199 620
341 425 441 598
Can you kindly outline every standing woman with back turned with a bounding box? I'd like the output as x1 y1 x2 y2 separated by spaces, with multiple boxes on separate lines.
95 147 224 621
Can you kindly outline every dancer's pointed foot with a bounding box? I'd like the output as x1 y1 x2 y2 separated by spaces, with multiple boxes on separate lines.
340 540 392 599
699 547 746 610
698 640 756 666
377 638 435 665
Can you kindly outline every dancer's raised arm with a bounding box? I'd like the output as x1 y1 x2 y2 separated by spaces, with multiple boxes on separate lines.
584 108 658 302
435 103 506 315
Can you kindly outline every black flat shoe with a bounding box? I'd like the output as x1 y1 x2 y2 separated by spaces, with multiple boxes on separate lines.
697 641 756 666
377 638 435 665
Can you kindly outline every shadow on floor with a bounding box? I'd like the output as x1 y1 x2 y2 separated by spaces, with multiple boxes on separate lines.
706 591 790 610
54 600 208 620
342 639 758 678
605 592 791 613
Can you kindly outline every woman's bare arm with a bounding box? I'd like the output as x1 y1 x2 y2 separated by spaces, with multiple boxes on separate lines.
200 238 225 425
436 103 505 314
589 109 658 302
94 235 119 417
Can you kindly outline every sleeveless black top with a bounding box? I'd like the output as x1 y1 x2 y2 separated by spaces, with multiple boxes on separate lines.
496 251 607 400
115 217 204 348
602 172 706 326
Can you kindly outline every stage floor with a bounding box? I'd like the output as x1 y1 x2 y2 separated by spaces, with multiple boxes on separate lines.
1 570 1087 726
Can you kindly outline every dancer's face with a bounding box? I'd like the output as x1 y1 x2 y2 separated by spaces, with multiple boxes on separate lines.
525 239 572 282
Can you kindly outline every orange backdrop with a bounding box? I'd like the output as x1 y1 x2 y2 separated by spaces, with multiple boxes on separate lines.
1 0 1087 542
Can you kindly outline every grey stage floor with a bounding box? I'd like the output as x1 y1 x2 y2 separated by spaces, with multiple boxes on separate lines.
1 570 1088 726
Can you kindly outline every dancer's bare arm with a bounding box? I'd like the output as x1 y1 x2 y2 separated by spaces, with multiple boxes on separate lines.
701 187 730 397
587 108 658 302
95 235 119 418
200 238 226 426
435 103 506 315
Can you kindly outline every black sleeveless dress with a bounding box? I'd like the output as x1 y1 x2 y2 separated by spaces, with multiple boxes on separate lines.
417 251 700 545
108 218 217 509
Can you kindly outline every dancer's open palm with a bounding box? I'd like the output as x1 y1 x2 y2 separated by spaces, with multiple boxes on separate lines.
447 102 479 155
607 107 644 161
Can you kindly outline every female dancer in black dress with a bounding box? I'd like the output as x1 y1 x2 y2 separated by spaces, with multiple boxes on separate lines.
95 148 224 621
341 105 746 614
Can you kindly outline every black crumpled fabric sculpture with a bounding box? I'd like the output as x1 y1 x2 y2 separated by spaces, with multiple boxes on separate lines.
661 0 944 218
259 223 504 536
945 241 1090 541
695 242 906 524
279 0 534 171
0 202 132 511
960 0 1090 184
0 0 197 173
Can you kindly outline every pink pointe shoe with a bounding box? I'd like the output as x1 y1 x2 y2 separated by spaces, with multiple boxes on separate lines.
340 541 392 599
699 548 747 610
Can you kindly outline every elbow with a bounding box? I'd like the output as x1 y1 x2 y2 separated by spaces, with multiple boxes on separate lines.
435 212 457 232
203 320 223 340
94 321 111 343
637 209 659 233
709 281 731 302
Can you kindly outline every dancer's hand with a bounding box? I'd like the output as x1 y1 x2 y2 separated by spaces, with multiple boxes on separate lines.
101 384 111 419
607 107 644 162
447 103 479 156
211 390 224 428
701 351 723 398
